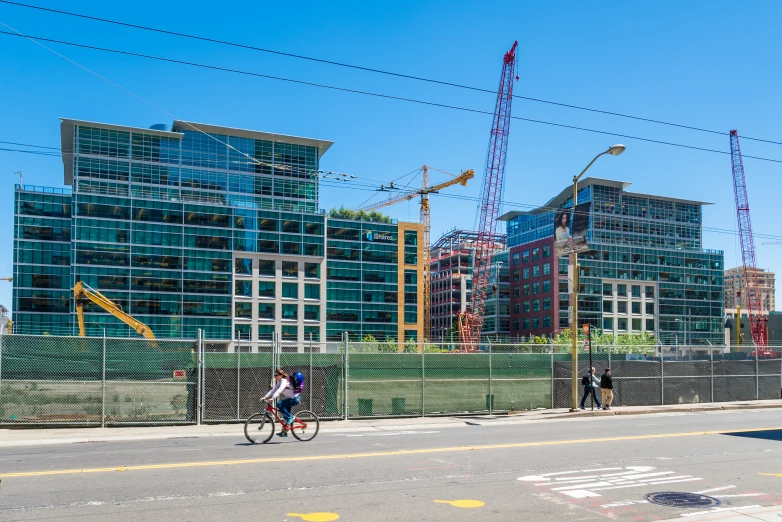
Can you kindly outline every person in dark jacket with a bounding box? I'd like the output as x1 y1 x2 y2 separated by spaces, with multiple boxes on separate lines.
600 368 614 410
580 367 602 410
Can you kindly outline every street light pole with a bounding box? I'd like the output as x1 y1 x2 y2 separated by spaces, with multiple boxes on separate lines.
569 144 626 412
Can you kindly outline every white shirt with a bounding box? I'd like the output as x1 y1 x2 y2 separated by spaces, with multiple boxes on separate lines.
263 378 297 400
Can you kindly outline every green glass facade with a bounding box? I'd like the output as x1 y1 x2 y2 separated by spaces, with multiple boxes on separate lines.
325 219 422 341
503 178 724 345
12 119 423 346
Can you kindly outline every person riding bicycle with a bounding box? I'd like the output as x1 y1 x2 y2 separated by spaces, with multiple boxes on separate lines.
261 368 301 438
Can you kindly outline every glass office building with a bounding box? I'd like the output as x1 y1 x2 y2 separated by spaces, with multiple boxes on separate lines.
12 119 422 348
500 178 724 345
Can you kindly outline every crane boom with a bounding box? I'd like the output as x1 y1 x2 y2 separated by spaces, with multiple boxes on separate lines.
363 168 474 341
74 281 156 339
363 169 474 212
729 130 767 346
459 41 518 348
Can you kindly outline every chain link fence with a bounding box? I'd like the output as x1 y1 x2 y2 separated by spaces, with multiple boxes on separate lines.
1 333 780 426
0 333 196 425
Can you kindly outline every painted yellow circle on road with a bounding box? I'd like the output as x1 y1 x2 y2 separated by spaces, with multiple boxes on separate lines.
434 499 485 508
287 513 340 522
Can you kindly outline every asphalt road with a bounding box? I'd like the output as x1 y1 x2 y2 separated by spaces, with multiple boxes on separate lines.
1 410 781 521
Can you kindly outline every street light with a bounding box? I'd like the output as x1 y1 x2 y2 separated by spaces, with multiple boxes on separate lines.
569 144 626 412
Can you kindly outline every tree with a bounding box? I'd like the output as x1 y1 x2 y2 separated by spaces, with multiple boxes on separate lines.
553 328 656 354
329 206 392 224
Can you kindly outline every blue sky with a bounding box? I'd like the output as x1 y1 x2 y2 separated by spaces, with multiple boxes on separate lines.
1 0 781 312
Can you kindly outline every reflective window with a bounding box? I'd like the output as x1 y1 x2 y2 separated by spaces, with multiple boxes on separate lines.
282 304 298 320
305 284 320 300
235 280 252 297
258 281 275 298
282 282 298 299
235 258 252 275
282 261 298 277
235 302 252 318
254 259 273 276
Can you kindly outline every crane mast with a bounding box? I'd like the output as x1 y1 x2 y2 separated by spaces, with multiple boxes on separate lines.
729 130 767 346
363 168 475 342
459 41 518 347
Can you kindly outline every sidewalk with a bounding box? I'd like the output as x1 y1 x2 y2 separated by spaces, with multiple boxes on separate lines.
661 504 782 521
1 399 780 448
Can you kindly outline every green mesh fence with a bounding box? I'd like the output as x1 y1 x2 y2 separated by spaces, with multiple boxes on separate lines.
0 334 196 425
2 335 779 427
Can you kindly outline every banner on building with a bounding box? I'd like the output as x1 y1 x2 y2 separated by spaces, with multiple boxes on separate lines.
554 202 592 257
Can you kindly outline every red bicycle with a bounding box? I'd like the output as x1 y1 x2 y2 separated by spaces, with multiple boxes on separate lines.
244 400 320 444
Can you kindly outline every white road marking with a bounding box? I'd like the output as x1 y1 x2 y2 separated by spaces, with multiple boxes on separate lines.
552 481 614 491
695 485 735 494
600 499 649 508
562 490 601 499
519 465 703 498
715 494 765 498
553 475 600 482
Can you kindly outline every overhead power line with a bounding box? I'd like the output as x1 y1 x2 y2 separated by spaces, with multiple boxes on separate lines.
2 0 780 146
2 30 782 165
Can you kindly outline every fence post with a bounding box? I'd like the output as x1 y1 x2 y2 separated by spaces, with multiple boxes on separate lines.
488 341 493 415
236 349 241 421
309 332 313 411
421 344 426 417
710 347 714 403
196 329 202 426
343 332 349 421
755 350 760 400
0 330 3 411
550 349 554 409
660 351 665 406
101 329 106 428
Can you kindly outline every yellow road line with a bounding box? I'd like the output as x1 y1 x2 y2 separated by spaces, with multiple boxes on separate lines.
2 426 781 479
759 473 782 478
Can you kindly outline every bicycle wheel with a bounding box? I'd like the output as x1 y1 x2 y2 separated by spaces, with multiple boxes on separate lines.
244 412 274 444
290 410 320 442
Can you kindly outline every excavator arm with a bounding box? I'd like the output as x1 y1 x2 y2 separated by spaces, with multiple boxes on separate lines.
74 281 155 339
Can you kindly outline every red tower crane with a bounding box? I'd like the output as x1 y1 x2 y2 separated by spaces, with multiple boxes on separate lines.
458 41 518 348
729 130 768 347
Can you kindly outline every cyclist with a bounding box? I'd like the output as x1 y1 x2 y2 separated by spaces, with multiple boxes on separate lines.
261 368 301 438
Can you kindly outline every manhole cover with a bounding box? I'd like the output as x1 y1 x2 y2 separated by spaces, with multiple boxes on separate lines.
645 492 721 509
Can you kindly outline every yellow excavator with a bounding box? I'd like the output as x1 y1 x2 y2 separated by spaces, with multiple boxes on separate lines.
74 281 155 339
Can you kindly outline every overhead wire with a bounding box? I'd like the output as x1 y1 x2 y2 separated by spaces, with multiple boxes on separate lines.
0 22 312 183
1 30 781 165
1 16 777 244
3 136 780 242
2 0 781 146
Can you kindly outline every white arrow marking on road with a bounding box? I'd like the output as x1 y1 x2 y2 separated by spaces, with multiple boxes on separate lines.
519 466 703 498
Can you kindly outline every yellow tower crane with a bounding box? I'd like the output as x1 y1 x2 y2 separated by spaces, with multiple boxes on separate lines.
74 281 155 339
363 167 474 341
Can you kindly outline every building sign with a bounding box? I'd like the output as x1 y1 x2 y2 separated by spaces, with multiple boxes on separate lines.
554 202 592 257
364 231 395 243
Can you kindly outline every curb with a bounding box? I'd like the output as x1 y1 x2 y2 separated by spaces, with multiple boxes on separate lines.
509 402 782 419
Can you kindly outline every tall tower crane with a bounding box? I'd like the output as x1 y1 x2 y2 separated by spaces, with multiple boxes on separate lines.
729 130 767 346
363 167 475 341
459 41 519 348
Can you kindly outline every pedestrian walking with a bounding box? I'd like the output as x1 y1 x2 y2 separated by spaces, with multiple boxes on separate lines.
600 368 614 410
580 367 602 410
